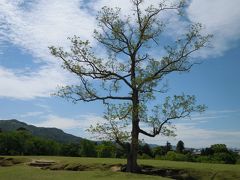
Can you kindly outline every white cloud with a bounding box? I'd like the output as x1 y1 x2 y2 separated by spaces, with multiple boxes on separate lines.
176 123 240 148
34 114 104 130
0 0 96 61
187 0 240 57
0 65 68 99
28 109 240 148
142 123 240 148
141 109 240 148
34 115 83 129
0 0 96 99
0 0 240 100
20 111 44 118
92 0 179 14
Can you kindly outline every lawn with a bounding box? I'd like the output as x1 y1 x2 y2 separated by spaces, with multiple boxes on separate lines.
0 156 240 180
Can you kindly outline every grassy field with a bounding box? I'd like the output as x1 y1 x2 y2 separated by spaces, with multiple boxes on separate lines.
0 156 240 180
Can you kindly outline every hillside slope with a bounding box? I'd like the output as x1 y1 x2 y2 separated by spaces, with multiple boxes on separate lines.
0 119 83 143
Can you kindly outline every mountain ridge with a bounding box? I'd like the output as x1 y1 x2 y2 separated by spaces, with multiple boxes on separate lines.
0 119 83 143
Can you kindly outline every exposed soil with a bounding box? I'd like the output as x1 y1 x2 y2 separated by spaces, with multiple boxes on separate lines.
0 157 197 179
29 160 56 167
0 157 26 167
28 161 197 179
138 165 197 180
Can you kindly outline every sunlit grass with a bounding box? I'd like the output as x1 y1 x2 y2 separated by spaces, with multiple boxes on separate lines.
1 156 240 180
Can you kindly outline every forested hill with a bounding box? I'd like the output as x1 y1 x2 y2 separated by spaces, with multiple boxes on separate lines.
0 119 83 143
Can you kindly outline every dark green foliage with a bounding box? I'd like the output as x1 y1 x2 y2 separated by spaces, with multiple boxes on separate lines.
115 144 128 158
97 141 116 158
176 140 184 153
154 143 239 165
153 146 165 157
0 131 61 155
199 144 238 164
141 144 153 158
212 152 238 164
165 141 172 153
165 151 183 161
0 120 82 143
196 152 238 164
16 127 28 132
163 151 195 162
211 144 228 153
60 143 81 157
201 147 214 155
79 140 97 157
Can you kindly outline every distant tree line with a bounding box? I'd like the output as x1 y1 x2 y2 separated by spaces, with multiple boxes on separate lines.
0 129 118 158
0 130 239 164
151 141 239 164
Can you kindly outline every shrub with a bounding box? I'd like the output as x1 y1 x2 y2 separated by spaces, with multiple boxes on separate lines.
212 152 237 164
138 153 152 159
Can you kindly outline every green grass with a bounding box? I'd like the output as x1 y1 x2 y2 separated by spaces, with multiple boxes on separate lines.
1 156 240 180
0 166 170 180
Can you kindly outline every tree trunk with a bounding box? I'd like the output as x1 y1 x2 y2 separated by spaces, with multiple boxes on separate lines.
126 123 140 172
126 89 140 173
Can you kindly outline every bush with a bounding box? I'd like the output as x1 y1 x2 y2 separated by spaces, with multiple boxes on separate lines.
164 151 188 161
80 140 97 157
236 157 240 164
154 155 163 160
97 143 116 158
212 152 237 164
138 153 152 159
153 146 165 157
195 156 212 163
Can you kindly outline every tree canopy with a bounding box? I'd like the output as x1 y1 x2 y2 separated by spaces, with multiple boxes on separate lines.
176 140 185 153
50 0 211 172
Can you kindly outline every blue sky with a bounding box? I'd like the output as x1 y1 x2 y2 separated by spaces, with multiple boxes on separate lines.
0 0 240 148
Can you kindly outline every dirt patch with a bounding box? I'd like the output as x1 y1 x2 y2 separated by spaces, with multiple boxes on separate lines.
0 157 27 167
110 165 122 172
41 163 111 171
139 165 197 180
45 163 68 170
119 164 197 180
29 160 56 167
27 161 197 179
65 163 89 171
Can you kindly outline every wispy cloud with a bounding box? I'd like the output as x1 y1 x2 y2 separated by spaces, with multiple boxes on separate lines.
187 0 240 57
0 0 96 99
142 122 240 148
27 109 240 148
0 0 96 61
0 0 240 100
141 109 240 148
20 111 44 118
0 65 68 99
33 114 104 130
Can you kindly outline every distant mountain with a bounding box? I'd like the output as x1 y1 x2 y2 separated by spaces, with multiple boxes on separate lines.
0 119 83 143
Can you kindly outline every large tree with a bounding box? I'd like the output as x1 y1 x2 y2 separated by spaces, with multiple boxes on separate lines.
50 0 211 172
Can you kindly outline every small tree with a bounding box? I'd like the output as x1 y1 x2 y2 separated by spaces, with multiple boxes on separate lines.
153 146 165 157
97 141 116 158
141 143 153 158
165 141 172 153
50 0 211 172
79 139 97 157
211 144 228 153
176 140 184 153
